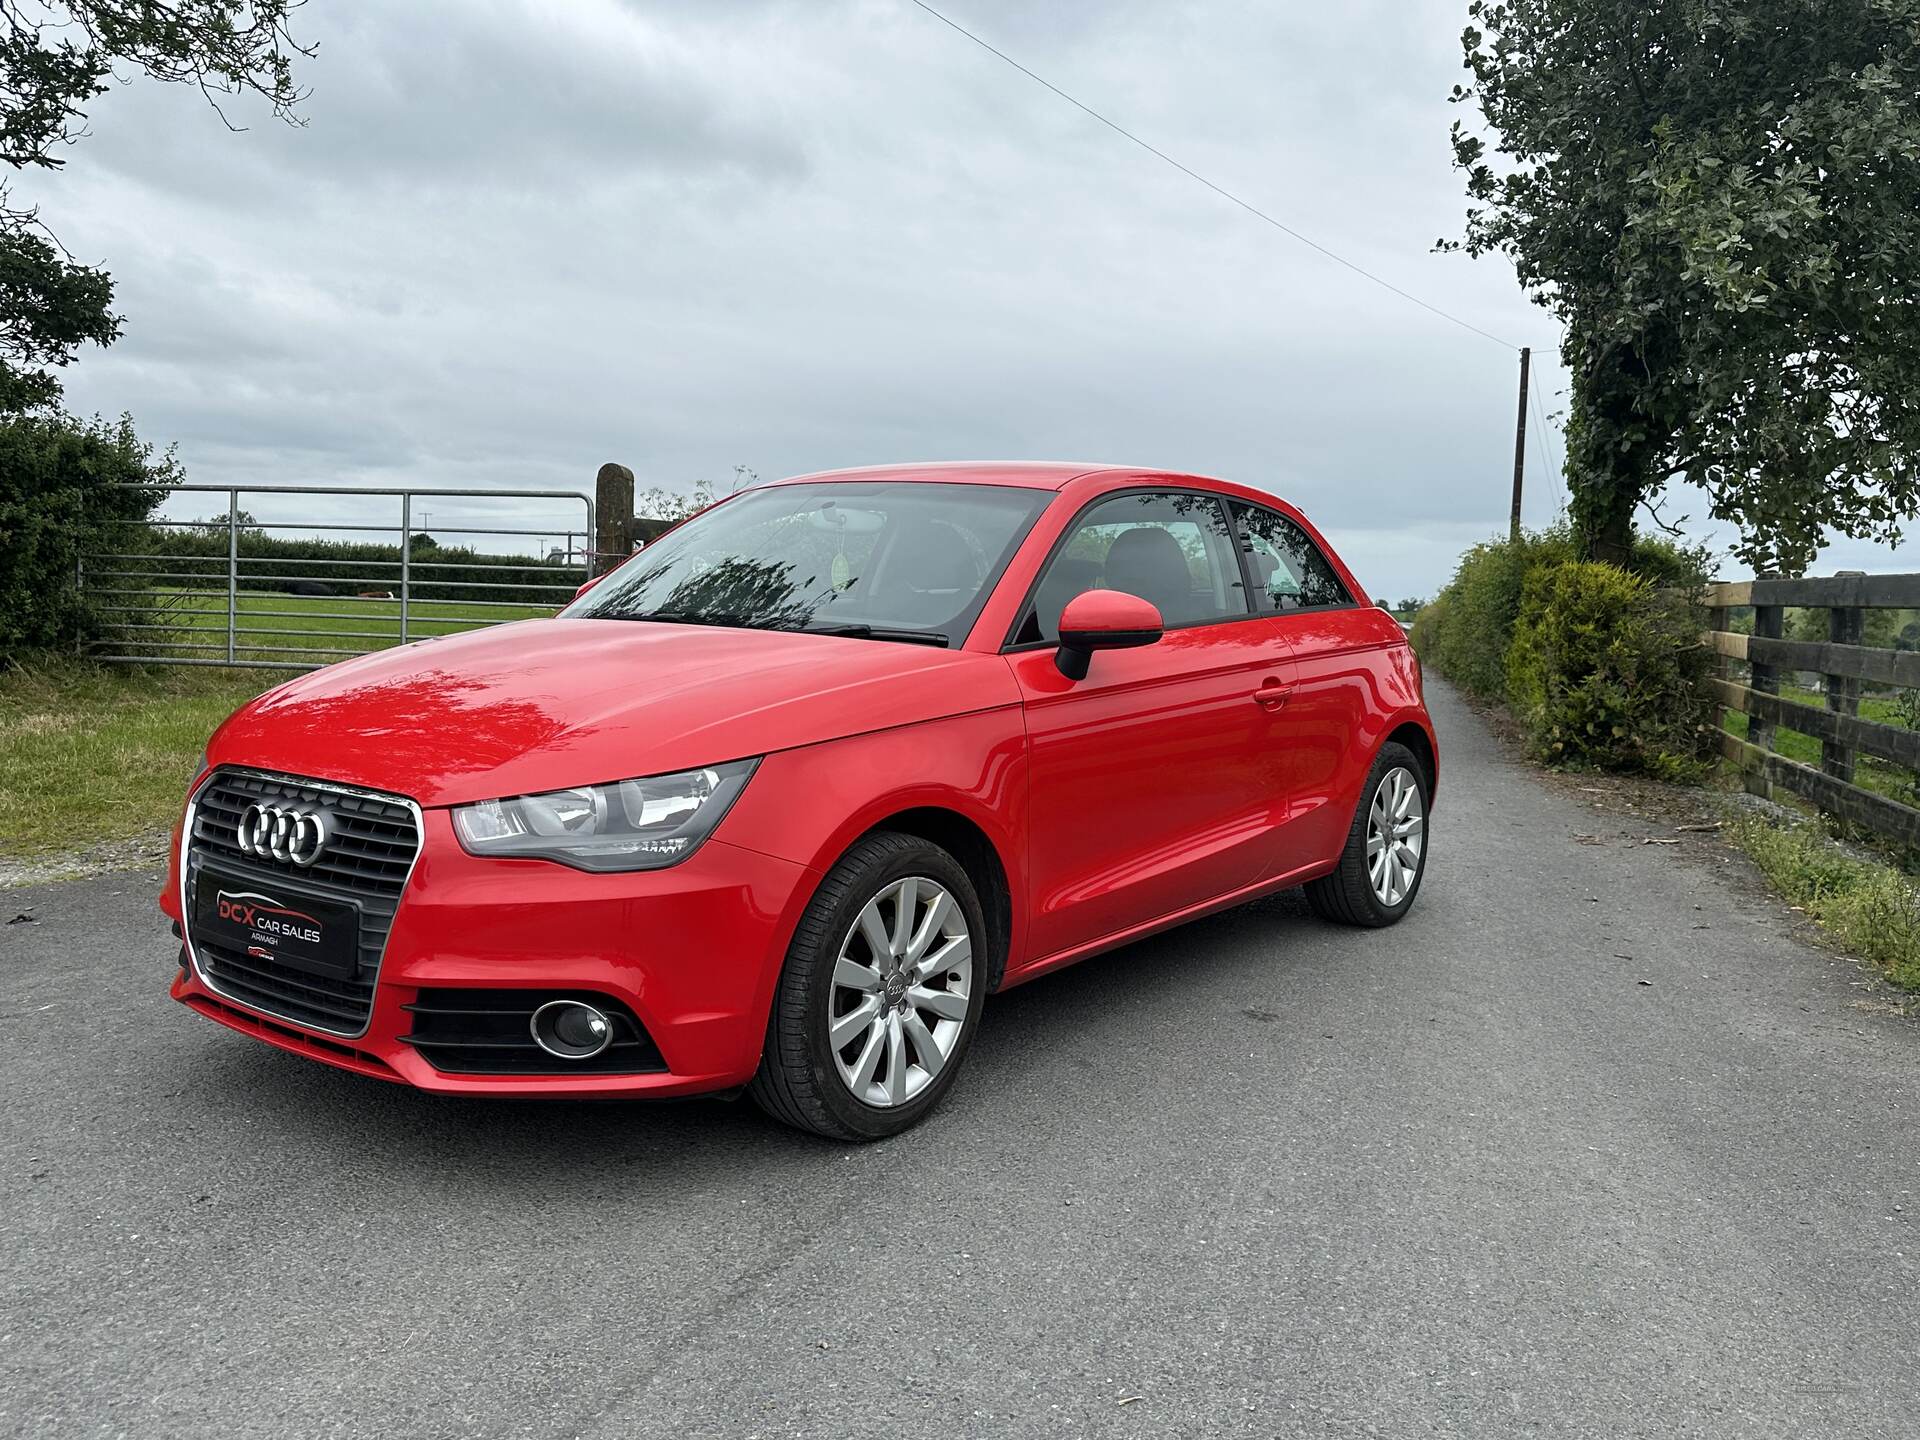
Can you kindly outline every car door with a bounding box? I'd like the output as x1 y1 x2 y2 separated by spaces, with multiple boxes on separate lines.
1006 489 1296 961
1225 498 1378 874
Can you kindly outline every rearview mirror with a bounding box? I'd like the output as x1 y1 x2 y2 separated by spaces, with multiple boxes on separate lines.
808 504 885 535
1055 589 1163 680
572 572 606 602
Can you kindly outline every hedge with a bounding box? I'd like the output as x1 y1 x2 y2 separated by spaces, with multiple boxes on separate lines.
1412 529 1573 699
0 413 173 662
1412 525 1715 775
128 528 585 605
1505 560 1714 778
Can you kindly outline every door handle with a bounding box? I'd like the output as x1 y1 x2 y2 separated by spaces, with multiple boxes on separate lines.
1252 679 1293 709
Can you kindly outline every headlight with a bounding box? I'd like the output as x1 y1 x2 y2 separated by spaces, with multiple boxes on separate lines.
452 759 759 872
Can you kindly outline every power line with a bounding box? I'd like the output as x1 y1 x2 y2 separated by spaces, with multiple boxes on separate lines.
1530 383 1564 512
905 0 1520 352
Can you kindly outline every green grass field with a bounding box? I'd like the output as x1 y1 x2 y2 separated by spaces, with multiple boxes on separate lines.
1721 681 1919 806
0 660 272 860
131 587 562 664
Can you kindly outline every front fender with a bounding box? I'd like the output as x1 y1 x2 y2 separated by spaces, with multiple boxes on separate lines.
712 702 1032 999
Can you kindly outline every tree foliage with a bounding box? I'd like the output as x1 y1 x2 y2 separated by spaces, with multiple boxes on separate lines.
1447 0 1920 574
0 2 313 411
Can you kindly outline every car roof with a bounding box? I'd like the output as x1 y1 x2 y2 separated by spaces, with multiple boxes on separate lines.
770 461 1115 491
766 461 1281 501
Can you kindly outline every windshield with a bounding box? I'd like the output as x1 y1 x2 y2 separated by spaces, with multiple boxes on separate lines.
566 481 1051 645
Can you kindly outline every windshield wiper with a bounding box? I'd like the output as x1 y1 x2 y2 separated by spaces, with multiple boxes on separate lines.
606 611 948 648
802 623 950 648
613 610 750 628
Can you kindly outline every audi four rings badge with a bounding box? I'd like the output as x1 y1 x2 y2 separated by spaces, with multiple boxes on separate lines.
236 803 329 866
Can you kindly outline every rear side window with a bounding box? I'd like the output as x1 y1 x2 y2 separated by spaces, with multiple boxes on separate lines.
1229 502 1353 613
1018 491 1247 643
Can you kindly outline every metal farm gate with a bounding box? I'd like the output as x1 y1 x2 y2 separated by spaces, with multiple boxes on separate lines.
80 483 596 671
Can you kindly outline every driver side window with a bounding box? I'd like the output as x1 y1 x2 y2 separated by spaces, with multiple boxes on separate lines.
1018 491 1246 644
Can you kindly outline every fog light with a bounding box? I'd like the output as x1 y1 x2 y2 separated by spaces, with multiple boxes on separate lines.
529 999 614 1060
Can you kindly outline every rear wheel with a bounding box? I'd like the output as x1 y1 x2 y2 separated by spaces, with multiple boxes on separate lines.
1305 741 1429 927
749 831 987 1141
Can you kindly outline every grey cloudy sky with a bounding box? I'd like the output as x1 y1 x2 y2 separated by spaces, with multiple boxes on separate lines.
24 0 1905 598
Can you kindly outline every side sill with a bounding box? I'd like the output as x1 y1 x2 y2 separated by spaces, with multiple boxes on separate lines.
996 857 1338 991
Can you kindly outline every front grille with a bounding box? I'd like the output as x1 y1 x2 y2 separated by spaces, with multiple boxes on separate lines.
191 771 415 897
401 989 666 1075
183 769 420 1036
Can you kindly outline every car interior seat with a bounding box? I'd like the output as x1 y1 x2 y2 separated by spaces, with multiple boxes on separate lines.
1103 526 1195 624
873 519 980 626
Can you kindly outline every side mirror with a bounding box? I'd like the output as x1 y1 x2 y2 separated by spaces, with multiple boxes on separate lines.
572 572 607 603
1055 589 1163 680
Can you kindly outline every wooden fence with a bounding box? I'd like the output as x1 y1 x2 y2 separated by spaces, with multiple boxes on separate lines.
1704 572 1920 849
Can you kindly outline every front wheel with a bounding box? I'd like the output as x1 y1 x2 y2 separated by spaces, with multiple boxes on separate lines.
1305 741 1429 927
749 831 987 1141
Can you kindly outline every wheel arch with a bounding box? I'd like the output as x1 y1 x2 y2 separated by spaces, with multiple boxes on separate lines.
850 806 1015 993
1385 717 1438 802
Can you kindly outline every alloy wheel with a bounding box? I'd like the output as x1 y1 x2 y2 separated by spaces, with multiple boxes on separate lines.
828 875 973 1108
1366 765 1425 907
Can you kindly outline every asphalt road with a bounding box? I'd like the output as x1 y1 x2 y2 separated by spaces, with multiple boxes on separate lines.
3 679 1917 1439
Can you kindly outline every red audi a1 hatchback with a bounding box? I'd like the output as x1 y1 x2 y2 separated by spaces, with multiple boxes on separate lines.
162 463 1436 1139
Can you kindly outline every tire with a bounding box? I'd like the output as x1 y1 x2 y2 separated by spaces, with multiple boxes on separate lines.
1305 741 1430 928
748 831 989 1141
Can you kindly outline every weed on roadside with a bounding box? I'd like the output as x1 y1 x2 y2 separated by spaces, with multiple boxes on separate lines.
1728 813 1920 991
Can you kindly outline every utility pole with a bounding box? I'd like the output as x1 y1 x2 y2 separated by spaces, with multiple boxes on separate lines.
1509 346 1530 542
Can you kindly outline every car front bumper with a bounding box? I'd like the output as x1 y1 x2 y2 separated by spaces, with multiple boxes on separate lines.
162 807 817 1098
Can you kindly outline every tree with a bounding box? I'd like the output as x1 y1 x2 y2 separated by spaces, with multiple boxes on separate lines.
195 507 262 536
1446 0 1920 575
1 2 313 412
1786 603 1897 648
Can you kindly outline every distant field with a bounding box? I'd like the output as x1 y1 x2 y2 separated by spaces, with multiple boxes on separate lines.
117 587 566 666
1721 681 1918 806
